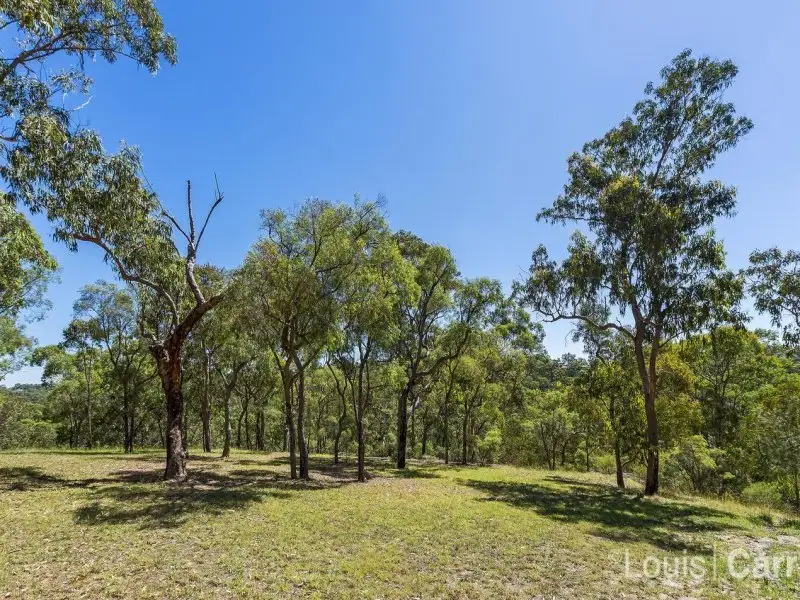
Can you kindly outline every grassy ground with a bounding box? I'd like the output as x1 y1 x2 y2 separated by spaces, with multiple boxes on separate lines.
0 451 799 599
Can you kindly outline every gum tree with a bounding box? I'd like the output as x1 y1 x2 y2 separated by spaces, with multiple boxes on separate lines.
0 3 208 480
0 0 175 337
748 249 800 346
69 281 155 452
517 50 751 494
327 219 412 480
241 198 383 479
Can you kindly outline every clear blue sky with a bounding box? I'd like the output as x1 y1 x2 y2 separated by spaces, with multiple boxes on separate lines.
8 1 800 384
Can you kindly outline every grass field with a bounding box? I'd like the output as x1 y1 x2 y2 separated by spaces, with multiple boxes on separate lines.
1 451 799 598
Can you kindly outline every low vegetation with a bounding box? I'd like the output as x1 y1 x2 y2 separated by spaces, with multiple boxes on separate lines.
1 450 799 599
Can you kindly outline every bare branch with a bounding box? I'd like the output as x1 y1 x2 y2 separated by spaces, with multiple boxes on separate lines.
196 175 224 251
71 231 179 326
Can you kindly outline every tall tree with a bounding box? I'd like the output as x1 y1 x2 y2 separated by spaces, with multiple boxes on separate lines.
0 3 216 480
328 220 412 480
517 50 751 494
69 281 155 452
0 1 174 358
748 249 800 346
241 197 383 479
36 175 225 479
392 232 458 469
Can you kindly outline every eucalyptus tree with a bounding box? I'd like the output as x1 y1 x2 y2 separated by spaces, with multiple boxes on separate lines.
747 373 800 506
328 221 412 480
207 282 255 459
0 1 175 205
573 323 642 488
241 197 383 479
24 171 226 478
0 202 57 377
61 319 102 448
391 233 458 469
68 281 154 452
516 50 751 494
32 345 87 447
0 1 174 347
432 279 503 464
0 4 221 480
679 326 771 449
237 355 279 452
453 330 505 465
186 265 232 453
748 249 800 347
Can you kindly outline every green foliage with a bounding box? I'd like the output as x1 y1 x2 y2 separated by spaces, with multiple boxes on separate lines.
0 385 57 448
748 249 800 346
517 49 752 494
741 481 785 509
662 435 721 493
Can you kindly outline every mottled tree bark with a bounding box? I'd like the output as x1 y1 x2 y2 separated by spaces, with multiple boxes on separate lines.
153 338 187 481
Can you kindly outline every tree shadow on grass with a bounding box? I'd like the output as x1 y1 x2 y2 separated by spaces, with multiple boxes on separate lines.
0 467 107 491
388 468 440 479
464 477 739 553
70 462 362 529
73 484 277 529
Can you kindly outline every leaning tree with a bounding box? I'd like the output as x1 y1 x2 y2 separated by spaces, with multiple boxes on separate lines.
517 50 751 495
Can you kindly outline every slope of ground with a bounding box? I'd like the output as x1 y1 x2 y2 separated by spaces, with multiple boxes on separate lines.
0 450 798 598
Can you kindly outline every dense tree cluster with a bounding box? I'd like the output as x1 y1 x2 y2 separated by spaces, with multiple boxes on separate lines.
2 3 800 508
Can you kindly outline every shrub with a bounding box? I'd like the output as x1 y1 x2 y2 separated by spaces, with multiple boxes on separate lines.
741 481 784 509
592 453 618 475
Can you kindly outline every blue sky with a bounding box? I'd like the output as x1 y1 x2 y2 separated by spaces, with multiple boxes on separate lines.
8 1 800 384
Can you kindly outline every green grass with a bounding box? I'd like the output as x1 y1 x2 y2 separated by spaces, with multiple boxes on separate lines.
1 451 799 598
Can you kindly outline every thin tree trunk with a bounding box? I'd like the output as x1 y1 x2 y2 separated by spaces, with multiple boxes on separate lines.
282 365 297 479
614 437 625 489
356 417 366 482
421 415 429 457
462 396 468 466
410 408 416 460
202 350 212 452
643 387 659 494
443 379 453 464
634 337 660 495
256 410 265 451
244 396 251 450
128 410 135 453
236 407 244 449
585 425 590 472
333 395 346 465
610 399 625 489
222 391 232 458
296 365 309 479
122 392 130 453
84 357 93 449
396 383 411 469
